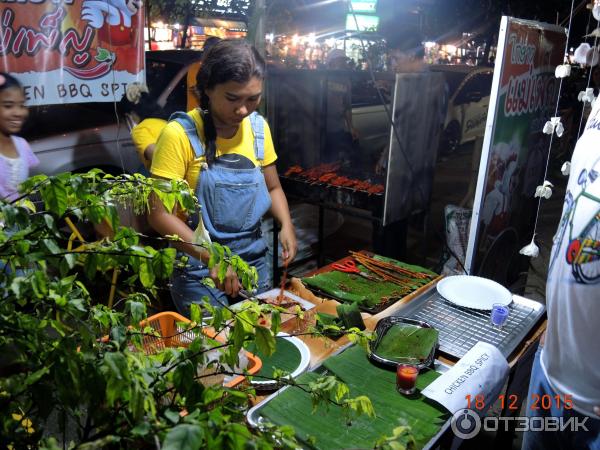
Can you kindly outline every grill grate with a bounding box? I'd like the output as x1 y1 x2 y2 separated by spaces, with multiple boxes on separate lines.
397 290 545 359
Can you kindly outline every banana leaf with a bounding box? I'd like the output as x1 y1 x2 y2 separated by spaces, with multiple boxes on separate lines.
258 346 449 449
246 338 301 380
302 256 437 312
374 324 439 364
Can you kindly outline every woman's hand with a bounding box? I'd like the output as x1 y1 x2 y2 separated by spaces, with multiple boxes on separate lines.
263 164 298 265
210 263 241 298
279 223 297 265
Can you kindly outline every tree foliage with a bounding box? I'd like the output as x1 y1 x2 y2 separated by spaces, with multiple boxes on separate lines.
0 171 378 449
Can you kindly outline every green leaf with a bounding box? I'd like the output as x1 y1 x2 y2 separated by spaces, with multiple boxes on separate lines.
190 303 202 324
217 263 228 284
14 240 30 256
232 318 246 353
41 178 68 216
126 300 146 324
152 247 176 278
270 310 281 334
102 352 130 405
77 436 121 449
162 424 204 450
110 325 128 348
164 408 181 424
84 253 98 280
212 306 223 330
254 326 276 357
153 187 176 213
31 270 48 297
43 214 60 236
139 260 155 288
42 238 61 254
25 366 50 386
130 421 151 437
172 360 195 393
64 253 77 270
87 203 106 224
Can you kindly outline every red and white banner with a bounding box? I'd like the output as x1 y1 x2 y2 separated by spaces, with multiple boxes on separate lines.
0 0 145 105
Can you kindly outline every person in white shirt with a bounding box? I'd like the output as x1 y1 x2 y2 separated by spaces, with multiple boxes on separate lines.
522 99 600 450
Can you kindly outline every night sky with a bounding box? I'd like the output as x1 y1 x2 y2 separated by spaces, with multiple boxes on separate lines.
289 0 595 50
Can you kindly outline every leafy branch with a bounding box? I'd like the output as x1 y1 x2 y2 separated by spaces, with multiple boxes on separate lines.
0 170 383 449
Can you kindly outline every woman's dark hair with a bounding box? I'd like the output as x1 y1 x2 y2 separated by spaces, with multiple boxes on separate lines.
119 92 170 121
0 72 23 92
195 39 266 165
202 36 221 61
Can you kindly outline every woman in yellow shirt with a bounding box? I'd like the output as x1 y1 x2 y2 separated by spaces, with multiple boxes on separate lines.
149 39 297 315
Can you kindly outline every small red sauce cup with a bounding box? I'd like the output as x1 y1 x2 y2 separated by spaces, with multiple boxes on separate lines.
396 364 419 395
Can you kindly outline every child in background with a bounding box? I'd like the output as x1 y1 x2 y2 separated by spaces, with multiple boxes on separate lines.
0 72 38 202
120 83 169 171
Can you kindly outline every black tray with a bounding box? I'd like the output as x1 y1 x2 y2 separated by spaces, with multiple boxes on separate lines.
369 316 438 370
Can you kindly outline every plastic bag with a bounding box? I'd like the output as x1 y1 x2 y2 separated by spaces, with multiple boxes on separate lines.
442 205 471 275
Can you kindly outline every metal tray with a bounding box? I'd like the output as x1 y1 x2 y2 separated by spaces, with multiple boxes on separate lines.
246 343 452 450
369 317 437 370
394 285 546 359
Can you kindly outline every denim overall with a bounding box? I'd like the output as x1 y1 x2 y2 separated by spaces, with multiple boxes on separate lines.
169 111 272 315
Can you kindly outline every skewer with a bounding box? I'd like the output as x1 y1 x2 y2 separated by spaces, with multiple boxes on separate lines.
350 251 435 280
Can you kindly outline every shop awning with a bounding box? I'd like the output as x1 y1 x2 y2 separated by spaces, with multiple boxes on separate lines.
192 17 247 30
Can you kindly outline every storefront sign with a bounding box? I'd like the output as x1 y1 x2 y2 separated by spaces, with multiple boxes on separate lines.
465 17 566 280
0 0 145 105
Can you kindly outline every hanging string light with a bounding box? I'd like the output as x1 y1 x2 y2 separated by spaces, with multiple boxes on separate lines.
519 0 578 259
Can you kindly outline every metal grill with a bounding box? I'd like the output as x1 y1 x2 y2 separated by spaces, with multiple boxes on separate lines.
280 176 384 215
395 289 545 359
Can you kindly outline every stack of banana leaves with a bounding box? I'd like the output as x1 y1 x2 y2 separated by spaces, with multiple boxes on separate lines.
302 253 438 313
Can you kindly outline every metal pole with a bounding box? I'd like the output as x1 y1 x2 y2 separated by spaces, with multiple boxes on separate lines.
255 0 266 56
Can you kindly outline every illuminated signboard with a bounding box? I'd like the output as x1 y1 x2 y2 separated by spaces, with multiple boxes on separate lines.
345 13 380 31
349 0 378 13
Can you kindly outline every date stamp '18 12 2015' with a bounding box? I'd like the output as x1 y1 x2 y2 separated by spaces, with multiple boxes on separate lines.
466 394 574 411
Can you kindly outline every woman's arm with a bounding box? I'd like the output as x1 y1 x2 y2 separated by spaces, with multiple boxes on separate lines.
143 144 156 163
148 183 242 297
263 164 297 264
148 191 208 262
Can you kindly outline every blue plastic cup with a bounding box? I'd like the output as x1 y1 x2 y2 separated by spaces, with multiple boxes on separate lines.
490 303 509 329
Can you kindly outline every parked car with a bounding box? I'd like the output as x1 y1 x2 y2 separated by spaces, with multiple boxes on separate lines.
22 50 204 176
350 74 393 167
349 66 494 163
438 67 494 153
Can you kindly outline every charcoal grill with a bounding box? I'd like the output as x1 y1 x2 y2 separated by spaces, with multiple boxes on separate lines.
279 175 384 215
266 68 446 225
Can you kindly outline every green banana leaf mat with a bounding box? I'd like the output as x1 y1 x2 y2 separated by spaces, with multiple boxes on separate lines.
246 338 301 380
258 346 450 449
302 255 438 313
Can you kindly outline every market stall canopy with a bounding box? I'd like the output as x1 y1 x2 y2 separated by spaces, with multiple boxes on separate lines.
192 17 247 31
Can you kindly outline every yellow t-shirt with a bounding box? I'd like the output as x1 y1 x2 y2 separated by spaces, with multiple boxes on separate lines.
130 118 168 169
151 109 277 191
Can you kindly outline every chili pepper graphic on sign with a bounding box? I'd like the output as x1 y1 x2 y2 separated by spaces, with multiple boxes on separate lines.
64 47 115 80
